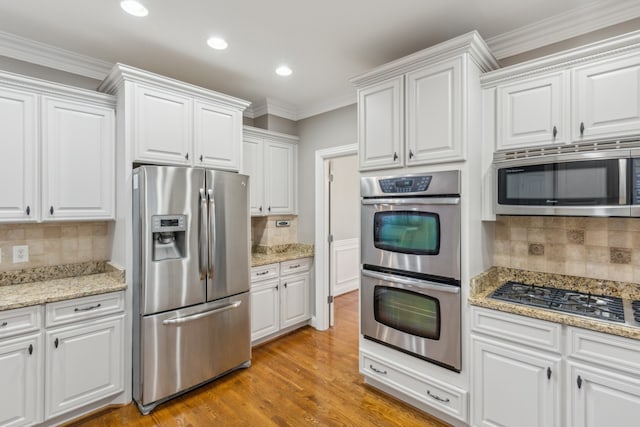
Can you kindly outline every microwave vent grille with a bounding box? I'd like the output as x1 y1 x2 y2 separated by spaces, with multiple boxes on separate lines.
494 139 640 162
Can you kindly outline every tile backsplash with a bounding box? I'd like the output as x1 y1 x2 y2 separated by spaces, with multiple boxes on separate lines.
494 216 640 283
251 215 297 247
0 222 111 272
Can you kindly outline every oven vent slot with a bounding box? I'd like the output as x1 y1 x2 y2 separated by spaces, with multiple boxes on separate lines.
493 138 640 162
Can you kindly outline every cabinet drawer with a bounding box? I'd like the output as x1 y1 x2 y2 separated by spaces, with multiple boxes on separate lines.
471 307 561 353
361 351 467 421
45 292 125 327
251 263 279 282
280 258 312 276
0 305 42 339
567 327 640 375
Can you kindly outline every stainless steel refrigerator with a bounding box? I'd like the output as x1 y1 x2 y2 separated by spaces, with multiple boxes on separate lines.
132 166 251 414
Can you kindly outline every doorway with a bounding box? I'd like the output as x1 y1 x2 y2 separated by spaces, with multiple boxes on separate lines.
313 144 358 331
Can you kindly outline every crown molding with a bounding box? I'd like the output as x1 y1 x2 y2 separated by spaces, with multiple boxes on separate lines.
486 0 640 60
246 97 299 121
0 30 113 80
297 91 356 120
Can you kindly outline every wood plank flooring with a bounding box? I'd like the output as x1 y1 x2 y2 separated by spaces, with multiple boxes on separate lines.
70 291 450 427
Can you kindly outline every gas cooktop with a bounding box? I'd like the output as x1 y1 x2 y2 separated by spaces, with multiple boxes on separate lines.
491 281 640 327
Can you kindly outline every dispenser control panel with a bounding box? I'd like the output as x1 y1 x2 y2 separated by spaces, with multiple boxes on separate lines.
151 215 187 233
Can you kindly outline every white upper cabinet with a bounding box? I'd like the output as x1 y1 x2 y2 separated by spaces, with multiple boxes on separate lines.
99 64 250 171
41 97 115 221
241 126 298 216
194 100 242 171
0 88 37 222
573 53 640 142
352 32 498 171
496 72 569 150
134 85 192 165
358 77 404 170
406 56 463 164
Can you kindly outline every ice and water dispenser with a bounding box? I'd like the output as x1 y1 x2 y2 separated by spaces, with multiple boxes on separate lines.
151 215 187 261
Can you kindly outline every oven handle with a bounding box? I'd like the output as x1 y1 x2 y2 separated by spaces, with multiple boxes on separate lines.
361 197 460 206
362 269 460 294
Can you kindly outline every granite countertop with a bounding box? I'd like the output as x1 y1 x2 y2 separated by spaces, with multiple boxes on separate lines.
251 243 314 267
469 267 640 340
0 261 126 312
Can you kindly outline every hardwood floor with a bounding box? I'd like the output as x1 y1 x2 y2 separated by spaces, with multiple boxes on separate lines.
70 291 450 427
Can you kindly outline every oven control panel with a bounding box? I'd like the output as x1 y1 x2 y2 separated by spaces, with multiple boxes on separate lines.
379 176 432 193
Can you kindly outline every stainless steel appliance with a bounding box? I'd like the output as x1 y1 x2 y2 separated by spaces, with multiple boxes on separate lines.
132 166 251 414
360 171 462 371
494 147 640 217
491 281 640 327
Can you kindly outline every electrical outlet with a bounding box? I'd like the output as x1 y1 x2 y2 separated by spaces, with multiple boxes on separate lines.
13 245 29 263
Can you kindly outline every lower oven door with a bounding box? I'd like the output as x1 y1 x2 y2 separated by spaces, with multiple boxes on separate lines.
361 269 461 372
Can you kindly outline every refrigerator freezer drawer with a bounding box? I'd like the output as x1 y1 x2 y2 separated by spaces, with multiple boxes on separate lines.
139 292 251 406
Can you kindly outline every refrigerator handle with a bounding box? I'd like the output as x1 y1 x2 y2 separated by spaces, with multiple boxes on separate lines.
207 188 215 280
199 188 208 280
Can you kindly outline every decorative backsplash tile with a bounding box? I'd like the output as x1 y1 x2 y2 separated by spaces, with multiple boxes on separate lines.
251 215 297 247
494 216 640 283
0 222 111 272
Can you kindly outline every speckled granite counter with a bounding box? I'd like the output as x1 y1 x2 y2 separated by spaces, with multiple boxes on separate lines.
0 261 126 311
470 267 640 340
251 243 314 267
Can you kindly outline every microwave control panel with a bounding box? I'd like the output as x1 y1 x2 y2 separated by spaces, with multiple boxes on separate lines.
379 176 432 193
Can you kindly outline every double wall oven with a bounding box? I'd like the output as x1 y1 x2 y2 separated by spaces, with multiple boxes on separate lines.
361 170 462 372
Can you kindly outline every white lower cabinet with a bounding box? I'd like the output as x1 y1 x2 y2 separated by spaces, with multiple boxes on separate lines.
250 258 312 343
471 306 640 427
0 292 124 426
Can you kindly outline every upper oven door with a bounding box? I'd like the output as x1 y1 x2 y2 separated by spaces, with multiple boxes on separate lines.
361 197 460 281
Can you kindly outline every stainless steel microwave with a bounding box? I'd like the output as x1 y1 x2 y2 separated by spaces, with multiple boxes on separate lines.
494 149 640 217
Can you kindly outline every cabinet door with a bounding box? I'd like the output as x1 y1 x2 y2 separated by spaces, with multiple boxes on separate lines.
568 362 640 427
0 88 37 222
471 336 561 427
250 279 279 342
573 53 640 141
358 77 404 170
280 273 310 329
406 57 464 164
496 72 569 150
194 100 241 171
264 140 296 215
134 84 192 165
45 315 124 419
241 136 265 215
0 333 42 426
41 97 115 220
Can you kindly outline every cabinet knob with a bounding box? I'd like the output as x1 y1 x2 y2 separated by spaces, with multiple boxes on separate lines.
26 205 30 216
200 154 203 162
409 149 414 159
284 282 287 288
259 206 263 212
1 321 7 327
579 122 585 136
54 338 59 348
28 344 33 355
50 206 54 215
275 285 279 290
547 367 552 380
393 152 398 161
552 126 557 138
185 153 189 160
268 206 271 212
577 375 583 389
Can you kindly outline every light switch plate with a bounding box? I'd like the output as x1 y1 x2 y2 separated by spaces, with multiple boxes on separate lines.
13 245 29 263
275 220 290 227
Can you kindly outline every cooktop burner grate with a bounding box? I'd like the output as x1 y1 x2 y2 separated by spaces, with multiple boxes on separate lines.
491 281 625 323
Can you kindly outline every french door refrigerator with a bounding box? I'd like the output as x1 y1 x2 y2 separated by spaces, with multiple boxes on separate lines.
132 166 251 414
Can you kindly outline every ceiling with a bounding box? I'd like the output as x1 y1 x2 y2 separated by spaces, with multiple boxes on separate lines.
0 0 636 119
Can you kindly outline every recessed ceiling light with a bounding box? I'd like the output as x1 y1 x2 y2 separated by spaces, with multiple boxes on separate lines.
207 37 228 50
276 65 293 77
120 1 148 17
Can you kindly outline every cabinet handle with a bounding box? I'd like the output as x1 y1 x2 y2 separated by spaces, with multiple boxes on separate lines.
0 321 7 327
547 367 552 380
185 153 189 160
256 271 269 276
28 344 33 355
284 282 287 288
577 375 582 389
54 338 59 348
259 206 263 212
275 285 279 290
74 303 102 312
393 152 398 161
289 264 300 269
552 126 557 138
369 364 387 375
579 122 585 136
199 154 203 162
26 206 30 216
409 149 414 159
268 206 271 212
427 390 450 403
50 206 54 215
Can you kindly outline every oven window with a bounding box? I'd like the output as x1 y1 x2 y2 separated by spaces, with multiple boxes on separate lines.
373 211 440 255
373 286 440 340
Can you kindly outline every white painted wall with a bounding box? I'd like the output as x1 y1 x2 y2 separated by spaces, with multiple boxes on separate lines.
330 155 359 241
